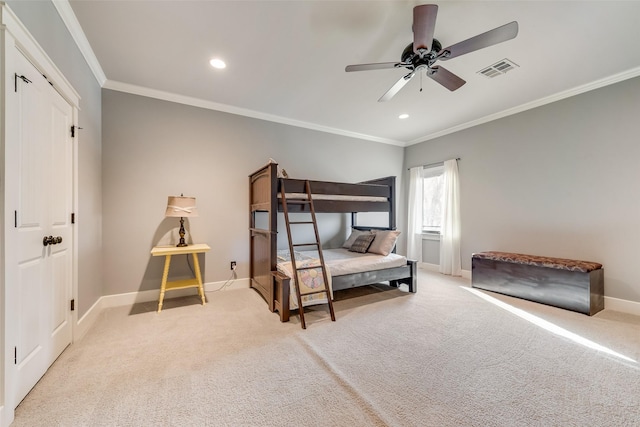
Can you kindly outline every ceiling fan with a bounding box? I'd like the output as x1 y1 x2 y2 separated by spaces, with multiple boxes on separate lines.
345 4 518 101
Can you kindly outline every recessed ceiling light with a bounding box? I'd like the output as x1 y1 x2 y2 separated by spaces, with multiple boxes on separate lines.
209 58 226 69
399 114 409 119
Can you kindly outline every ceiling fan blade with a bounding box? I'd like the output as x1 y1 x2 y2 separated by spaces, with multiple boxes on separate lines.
427 66 466 91
378 72 415 102
439 21 518 61
413 4 438 56
345 62 407 72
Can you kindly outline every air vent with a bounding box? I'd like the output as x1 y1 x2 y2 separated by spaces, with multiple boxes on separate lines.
478 58 519 78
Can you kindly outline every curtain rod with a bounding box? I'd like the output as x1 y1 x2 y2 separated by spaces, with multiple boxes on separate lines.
408 157 460 170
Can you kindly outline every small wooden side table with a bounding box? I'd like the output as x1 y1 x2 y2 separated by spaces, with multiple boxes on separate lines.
150 243 210 312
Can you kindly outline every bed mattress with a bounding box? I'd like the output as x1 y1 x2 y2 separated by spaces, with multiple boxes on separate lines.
277 248 407 277
276 248 407 309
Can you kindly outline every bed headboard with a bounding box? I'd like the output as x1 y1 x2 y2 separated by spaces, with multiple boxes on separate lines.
249 163 398 305
351 176 396 231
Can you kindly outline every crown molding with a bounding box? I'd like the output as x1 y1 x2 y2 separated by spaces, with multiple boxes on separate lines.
408 66 640 146
103 79 406 147
52 0 106 86
50 0 403 146
54 0 640 148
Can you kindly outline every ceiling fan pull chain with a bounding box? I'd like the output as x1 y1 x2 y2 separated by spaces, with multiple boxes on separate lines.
420 72 423 92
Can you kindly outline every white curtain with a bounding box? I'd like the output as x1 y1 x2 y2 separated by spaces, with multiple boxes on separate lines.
439 159 461 276
407 166 424 262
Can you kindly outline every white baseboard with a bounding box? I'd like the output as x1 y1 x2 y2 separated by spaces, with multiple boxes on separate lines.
604 296 640 316
204 278 251 293
73 275 640 342
0 405 7 427
417 262 472 279
73 278 252 341
76 296 104 341
419 263 640 315
417 261 439 272
103 278 251 308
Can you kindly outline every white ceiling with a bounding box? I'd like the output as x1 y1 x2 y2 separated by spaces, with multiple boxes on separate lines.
64 1 640 147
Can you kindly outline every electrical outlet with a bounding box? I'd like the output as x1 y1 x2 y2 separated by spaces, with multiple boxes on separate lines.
230 261 237 270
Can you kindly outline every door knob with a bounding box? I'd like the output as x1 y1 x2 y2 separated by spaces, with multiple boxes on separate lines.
43 236 63 246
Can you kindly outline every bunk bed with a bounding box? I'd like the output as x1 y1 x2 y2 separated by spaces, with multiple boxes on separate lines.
249 162 417 322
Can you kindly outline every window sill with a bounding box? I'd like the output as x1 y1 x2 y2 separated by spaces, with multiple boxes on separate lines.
422 233 441 241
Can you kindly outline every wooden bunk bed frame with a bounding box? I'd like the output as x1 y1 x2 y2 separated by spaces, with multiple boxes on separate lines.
249 163 417 321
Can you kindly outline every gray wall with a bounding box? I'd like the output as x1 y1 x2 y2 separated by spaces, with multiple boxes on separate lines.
405 75 640 303
422 238 440 265
9 1 639 308
102 90 405 296
7 1 103 317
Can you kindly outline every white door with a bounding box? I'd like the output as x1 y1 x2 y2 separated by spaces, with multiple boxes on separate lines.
12 49 74 404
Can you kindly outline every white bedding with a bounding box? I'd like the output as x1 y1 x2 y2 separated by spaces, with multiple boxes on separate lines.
276 249 407 310
298 248 407 276
276 251 333 309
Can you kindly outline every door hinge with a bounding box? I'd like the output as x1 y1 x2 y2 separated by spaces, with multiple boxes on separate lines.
71 212 75 224
70 125 83 138
15 210 18 228
70 299 75 311
14 347 17 365
14 73 32 92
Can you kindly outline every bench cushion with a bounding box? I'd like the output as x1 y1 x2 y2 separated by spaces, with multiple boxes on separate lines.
472 251 602 273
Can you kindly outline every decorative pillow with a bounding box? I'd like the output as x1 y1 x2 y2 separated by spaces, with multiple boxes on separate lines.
342 229 369 249
349 233 376 253
367 230 401 256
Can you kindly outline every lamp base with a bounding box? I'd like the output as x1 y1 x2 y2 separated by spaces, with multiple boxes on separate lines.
176 217 188 247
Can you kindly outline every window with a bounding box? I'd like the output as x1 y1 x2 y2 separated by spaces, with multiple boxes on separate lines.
422 165 444 234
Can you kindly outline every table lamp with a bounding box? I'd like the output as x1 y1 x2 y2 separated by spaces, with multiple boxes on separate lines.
165 195 198 247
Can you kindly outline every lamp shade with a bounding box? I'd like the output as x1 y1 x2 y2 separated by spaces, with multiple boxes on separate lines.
165 196 198 217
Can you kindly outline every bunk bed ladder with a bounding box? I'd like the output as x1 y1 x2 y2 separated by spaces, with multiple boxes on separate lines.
280 179 336 329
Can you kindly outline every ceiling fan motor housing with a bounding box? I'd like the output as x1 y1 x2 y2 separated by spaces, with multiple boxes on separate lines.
344 5 518 100
402 39 442 67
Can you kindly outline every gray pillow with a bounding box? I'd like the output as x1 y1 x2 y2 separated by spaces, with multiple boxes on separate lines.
342 229 368 249
349 233 375 253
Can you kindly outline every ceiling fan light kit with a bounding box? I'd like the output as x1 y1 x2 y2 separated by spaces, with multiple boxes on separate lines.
345 4 518 101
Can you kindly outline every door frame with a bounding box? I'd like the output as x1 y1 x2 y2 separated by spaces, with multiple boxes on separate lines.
0 5 80 426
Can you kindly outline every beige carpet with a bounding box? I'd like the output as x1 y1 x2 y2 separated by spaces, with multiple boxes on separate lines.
13 270 640 426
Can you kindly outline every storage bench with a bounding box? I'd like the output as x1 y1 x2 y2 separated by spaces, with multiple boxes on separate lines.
471 251 604 315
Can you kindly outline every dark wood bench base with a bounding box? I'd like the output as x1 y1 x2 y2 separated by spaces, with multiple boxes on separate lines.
472 253 604 316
